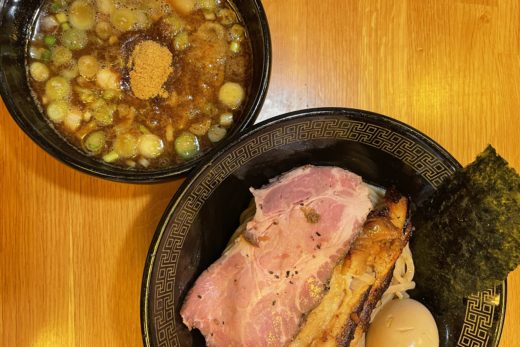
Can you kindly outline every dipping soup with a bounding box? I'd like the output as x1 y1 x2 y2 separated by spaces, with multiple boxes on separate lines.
27 0 252 169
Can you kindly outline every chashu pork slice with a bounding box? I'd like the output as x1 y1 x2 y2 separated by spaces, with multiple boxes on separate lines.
180 165 374 347
289 188 412 347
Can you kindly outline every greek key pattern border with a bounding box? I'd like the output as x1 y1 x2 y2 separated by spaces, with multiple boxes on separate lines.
149 116 497 347
457 288 499 347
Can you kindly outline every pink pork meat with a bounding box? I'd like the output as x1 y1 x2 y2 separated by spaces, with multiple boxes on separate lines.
180 165 373 347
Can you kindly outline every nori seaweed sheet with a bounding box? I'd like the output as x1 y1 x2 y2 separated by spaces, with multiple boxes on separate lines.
411 145 520 315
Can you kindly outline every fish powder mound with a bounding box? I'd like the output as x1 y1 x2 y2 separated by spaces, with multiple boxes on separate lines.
129 40 173 100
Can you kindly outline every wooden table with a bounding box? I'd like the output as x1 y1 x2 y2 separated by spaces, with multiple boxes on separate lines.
1 0 519 346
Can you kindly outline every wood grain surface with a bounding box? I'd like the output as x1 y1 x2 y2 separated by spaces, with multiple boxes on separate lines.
1 0 519 346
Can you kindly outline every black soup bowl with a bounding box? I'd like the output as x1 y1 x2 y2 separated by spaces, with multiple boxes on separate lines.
141 108 505 347
0 0 271 182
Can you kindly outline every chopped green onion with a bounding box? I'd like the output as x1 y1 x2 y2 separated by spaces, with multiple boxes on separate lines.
162 14 185 36
78 55 99 79
45 76 71 100
138 134 164 158
197 0 217 10
95 68 120 90
203 9 216 20
85 131 105 154
55 12 68 23
138 157 150 167
208 125 226 142
50 2 63 13
60 63 79 80
216 8 236 26
64 107 83 131
165 123 174 142
61 22 71 31
229 40 240 53
110 8 136 32
218 82 244 109
95 21 112 40
41 49 52 62
228 24 245 42
41 16 59 31
29 46 42 59
174 132 200 159
61 28 88 50
102 151 119 163
46 100 68 122
114 133 138 158
68 0 96 31
29 62 50 82
134 10 151 30
108 35 118 45
102 89 118 100
91 99 115 125
44 35 56 46
74 86 96 104
202 102 218 116
219 112 233 126
96 0 115 15
75 120 97 139
173 32 189 51
189 119 211 136
51 46 72 66
138 124 150 134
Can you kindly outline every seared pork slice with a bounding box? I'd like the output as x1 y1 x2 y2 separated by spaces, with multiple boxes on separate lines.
290 188 411 347
180 165 373 347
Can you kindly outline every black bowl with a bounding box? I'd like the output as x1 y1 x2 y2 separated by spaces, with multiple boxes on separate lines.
141 108 505 346
0 0 271 182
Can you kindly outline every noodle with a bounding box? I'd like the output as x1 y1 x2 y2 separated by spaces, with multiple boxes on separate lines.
356 244 416 347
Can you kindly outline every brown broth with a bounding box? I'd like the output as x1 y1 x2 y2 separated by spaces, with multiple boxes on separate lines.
27 0 252 169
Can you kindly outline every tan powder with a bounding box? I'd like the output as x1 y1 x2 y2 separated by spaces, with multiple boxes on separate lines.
129 40 173 100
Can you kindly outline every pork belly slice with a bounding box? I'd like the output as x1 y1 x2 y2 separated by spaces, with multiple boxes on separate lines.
180 165 373 347
289 189 411 347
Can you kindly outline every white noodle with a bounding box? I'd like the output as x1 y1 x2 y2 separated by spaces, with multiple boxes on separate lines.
357 243 416 347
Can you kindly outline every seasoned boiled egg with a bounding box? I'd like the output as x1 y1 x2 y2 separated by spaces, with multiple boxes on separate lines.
366 298 439 347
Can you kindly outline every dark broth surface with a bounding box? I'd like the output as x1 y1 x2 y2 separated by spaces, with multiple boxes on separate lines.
27 0 252 169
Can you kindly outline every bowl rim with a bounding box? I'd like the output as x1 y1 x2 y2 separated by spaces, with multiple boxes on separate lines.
140 106 507 347
0 0 272 183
